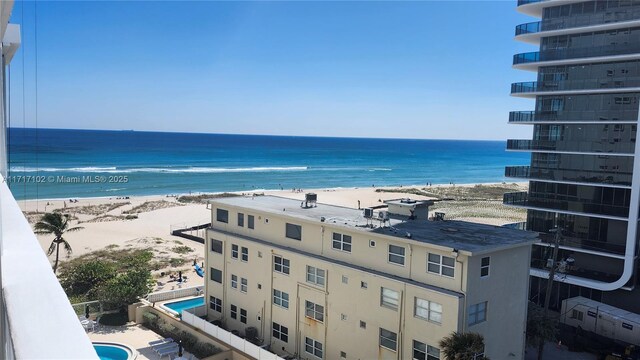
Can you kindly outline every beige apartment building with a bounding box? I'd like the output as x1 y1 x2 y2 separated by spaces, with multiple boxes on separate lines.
204 195 538 360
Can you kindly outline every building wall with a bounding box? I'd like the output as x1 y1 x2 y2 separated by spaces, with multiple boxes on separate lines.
206 201 532 359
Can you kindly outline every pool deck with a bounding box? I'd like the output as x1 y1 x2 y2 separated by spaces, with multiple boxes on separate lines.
89 323 195 360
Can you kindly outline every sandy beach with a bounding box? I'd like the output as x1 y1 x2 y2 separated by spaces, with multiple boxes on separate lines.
19 182 527 291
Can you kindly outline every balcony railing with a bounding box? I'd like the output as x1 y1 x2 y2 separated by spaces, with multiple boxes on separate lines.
511 81 538 94
505 165 633 186
512 78 640 95
509 111 536 123
0 175 98 358
531 257 623 283
517 0 544 5
541 7 640 32
508 110 640 123
503 191 630 218
513 42 640 65
538 232 626 256
506 139 635 154
515 21 541 36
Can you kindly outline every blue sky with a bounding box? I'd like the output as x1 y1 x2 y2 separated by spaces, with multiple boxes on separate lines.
10 1 537 140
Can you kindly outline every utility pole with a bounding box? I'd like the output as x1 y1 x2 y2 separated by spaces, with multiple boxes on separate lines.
538 227 562 360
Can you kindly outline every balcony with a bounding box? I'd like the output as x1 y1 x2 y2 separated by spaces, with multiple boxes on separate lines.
508 110 640 124
506 139 635 154
511 78 640 97
530 257 623 283
505 165 632 187
542 7 640 33
515 21 541 36
503 191 630 218
513 42 640 66
537 232 626 256
0 174 98 358
517 0 544 5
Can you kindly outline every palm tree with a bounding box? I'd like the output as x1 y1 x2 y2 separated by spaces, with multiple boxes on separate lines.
34 212 83 274
439 332 488 360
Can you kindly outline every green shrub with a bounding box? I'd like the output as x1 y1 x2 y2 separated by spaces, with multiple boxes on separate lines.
191 342 221 358
176 331 198 349
142 312 159 328
98 311 129 326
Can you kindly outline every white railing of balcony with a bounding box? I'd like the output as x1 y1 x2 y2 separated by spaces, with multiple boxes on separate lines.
0 175 97 359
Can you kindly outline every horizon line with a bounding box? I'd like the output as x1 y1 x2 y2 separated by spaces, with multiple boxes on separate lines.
9 126 509 142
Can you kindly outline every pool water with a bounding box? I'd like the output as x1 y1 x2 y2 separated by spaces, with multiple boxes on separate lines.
163 296 205 314
94 344 130 360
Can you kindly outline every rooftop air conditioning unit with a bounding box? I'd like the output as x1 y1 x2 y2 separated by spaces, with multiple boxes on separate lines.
364 208 374 218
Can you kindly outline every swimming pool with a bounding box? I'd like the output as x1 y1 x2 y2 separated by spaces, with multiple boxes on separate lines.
93 342 136 360
162 296 205 316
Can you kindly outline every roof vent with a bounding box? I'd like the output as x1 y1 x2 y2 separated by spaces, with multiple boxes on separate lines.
301 193 317 208
434 212 446 221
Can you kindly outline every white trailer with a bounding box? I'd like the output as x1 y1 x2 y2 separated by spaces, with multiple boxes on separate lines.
560 296 640 346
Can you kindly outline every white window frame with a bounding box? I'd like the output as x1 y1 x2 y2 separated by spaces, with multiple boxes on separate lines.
241 247 249 262
240 277 248 293
481 256 490 278
379 328 397 352
306 265 325 286
388 244 406 266
305 337 323 359
427 253 455 278
231 274 238 289
305 300 324 322
414 297 442 324
230 304 237 319
209 296 222 312
468 301 487 326
381 287 399 310
332 232 352 252
273 289 289 309
413 340 440 360
274 255 290 275
231 244 239 259
240 308 247 324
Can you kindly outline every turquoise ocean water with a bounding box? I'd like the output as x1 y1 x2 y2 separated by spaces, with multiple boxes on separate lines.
8 128 529 200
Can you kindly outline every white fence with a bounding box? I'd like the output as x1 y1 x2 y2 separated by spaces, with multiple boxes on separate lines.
182 311 284 360
185 304 207 317
147 286 203 303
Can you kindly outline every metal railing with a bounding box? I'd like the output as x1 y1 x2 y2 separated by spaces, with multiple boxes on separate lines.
505 165 633 186
506 139 635 154
511 81 538 94
514 42 640 65
515 21 541 35
508 110 640 123
503 191 630 218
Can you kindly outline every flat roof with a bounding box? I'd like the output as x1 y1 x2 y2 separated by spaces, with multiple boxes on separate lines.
210 195 539 255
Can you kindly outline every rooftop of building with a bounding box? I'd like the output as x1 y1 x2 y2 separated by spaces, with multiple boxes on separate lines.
210 195 539 255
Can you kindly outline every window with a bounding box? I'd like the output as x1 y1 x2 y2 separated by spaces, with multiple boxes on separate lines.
413 340 440 360
468 302 487 326
211 239 223 254
210 268 222 283
571 309 584 321
369 240 376 247
240 308 247 324
231 244 239 259
285 223 302 240
274 255 290 275
230 304 237 319
340 351 347 358
381 287 399 310
414 298 442 324
305 301 324 322
306 266 325 286
360 320 366 329
342 275 348 284
237 213 244 227
248 215 255 229
388 244 405 265
231 274 238 289
272 322 288 343
427 253 455 277
273 289 289 309
305 337 323 359
332 232 352 252
216 209 228 223
241 247 249 262
241 278 248 293
379 328 397 351
481 257 490 277
361 281 368 289
209 296 222 312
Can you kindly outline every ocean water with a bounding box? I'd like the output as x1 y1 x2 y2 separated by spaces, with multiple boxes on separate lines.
8 128 529 200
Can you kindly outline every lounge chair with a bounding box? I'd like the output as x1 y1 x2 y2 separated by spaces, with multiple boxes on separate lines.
153 342 178 354
157 346 179 359
148 338 173 347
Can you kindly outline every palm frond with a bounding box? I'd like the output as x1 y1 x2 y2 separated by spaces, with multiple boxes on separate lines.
66 226 84 232
62 240 73 256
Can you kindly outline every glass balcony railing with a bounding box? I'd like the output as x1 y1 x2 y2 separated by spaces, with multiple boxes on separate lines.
505 165 633 186
503 191 630 218
530 257 623 283
512 78 640 95
506 139 635 154
513 42 640 65
509 110 640 123
509 111 536 123
537 232 626 255
517 0 544 6
511 81 538 94
515 21 541 36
